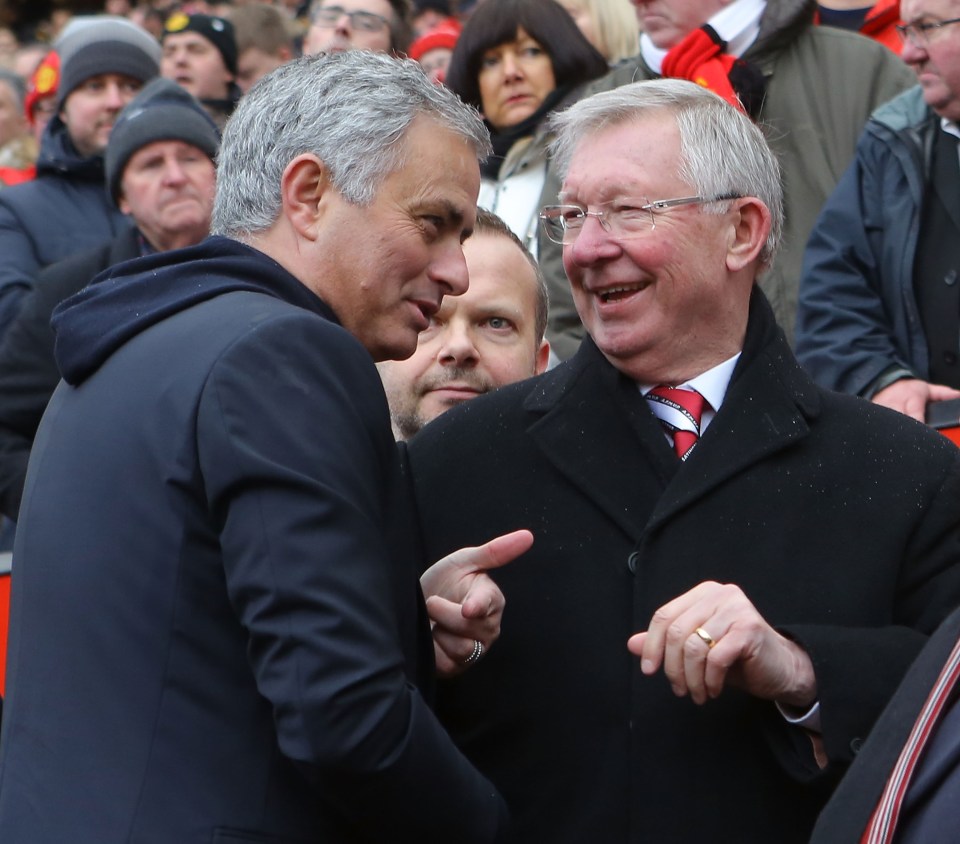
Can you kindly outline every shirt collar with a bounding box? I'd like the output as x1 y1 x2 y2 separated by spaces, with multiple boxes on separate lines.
639 352 741 414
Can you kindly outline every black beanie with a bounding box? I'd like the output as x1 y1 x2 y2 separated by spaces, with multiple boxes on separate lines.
163 13 238 76
105 77 221 205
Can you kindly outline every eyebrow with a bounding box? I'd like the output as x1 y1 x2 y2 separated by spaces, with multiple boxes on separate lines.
432 199 473 240
470 302 524 320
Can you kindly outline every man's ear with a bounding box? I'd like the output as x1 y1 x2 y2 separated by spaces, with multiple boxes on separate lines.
535 339 551 374
725 197 771 273
280 153 331 241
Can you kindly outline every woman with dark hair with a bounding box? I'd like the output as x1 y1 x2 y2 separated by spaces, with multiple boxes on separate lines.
446 0 607 257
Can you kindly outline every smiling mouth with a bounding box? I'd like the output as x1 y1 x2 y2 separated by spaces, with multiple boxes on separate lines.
597 283 648 304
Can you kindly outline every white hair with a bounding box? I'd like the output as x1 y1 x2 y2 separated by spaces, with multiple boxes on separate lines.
549 78 783 267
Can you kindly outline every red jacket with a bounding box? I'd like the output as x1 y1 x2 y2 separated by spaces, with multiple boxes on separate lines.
817 0 902 53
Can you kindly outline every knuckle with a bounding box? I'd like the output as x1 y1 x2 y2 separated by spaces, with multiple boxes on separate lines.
651 607 673 627
665 621 687 645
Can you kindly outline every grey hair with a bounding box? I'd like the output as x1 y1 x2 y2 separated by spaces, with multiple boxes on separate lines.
212 51 491 239
548 78 783 268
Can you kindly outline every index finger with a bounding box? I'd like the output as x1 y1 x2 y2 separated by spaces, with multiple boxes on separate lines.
639 583 716 674
446 529 534 574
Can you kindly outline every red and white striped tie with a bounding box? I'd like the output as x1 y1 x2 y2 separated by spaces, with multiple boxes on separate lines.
646 386 707 461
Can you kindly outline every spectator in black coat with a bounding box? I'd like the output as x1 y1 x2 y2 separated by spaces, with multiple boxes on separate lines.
0 77 220 523
0 15 160 340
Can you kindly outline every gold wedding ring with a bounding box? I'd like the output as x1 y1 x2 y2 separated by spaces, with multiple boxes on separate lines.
694 626 718 649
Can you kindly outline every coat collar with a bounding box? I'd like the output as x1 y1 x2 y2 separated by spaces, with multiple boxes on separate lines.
524 288 822 537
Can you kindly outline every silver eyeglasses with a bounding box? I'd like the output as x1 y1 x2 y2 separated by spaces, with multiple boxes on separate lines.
312 5 390 31
896 17 960 46
539 195 742 245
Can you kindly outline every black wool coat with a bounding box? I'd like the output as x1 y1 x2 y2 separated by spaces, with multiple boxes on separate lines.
405 289 960 844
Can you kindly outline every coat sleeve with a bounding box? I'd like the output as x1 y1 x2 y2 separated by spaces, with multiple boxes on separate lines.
196 312 509 843
795 128 921 396
0 194 41 337
808 606 960 844
0 257 77 520
781 450 960 769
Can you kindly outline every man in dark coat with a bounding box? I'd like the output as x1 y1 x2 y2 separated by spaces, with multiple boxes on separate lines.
405 79 960 843
0 77 220 524
0 16 161 339
0 52 530 843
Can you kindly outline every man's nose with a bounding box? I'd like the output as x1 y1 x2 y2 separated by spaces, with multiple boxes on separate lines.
163 158 188 184
104 82 126 109
430 242 470 297
437 320 479 366
900 35 926 65
567 214 621 266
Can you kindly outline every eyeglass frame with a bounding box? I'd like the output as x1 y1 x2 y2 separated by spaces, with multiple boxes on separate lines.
311 5 390 32
895 16 960 47
539 194 743 245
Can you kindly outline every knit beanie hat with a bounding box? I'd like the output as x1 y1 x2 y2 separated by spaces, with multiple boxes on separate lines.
408 20 460 61
55 16 162 111
163 13 238 76
105 77 220 205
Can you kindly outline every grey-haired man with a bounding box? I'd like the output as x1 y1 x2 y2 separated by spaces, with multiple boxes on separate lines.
0 52 527 844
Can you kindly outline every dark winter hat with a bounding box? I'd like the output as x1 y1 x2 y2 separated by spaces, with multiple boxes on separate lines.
105 77 220 205
413 0 454 15
163 13 238 76
55 16 162 111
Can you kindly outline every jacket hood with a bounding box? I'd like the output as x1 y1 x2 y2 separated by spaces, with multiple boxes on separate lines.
871 85 931 134
52 235 337 386
35 115 107 182
749 0 817 64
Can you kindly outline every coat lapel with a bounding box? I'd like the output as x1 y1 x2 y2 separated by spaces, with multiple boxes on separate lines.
529 291 822 537
650 291 822 528
525 340 675 541
647 341 819 530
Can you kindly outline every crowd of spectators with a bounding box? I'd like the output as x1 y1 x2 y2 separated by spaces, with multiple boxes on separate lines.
4 0 960 839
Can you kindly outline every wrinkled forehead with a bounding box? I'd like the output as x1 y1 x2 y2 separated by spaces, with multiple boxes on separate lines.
560 114 683 198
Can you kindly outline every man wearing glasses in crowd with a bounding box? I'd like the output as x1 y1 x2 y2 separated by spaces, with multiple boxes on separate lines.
303 0 414 55
797 0 960 424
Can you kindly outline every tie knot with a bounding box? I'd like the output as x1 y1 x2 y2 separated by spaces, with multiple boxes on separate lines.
647 386 706 427
646 386 708 461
